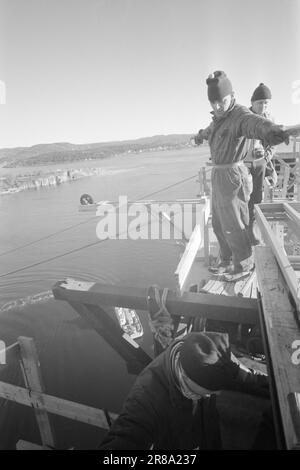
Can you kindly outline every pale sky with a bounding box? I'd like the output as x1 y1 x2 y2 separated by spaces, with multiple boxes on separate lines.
0 0 299 149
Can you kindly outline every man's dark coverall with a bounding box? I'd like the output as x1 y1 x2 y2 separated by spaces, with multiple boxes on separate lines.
244 109 274 229
202 100 287 272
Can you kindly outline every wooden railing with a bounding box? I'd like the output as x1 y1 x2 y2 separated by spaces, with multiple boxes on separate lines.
0 337 117 450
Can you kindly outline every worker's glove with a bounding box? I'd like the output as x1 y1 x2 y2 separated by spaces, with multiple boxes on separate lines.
193 129 205 146
218 353 270 397
231 361 270 398
268 125 290 146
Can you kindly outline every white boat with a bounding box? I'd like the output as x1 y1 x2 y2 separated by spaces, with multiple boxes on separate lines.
114 307 143 339
0 187 21 195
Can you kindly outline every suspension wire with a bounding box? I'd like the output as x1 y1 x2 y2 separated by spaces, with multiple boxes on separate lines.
0 173 197 259
0 173 198 279
0 216 97 258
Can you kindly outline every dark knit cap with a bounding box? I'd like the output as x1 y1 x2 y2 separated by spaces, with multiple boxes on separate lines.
179 332 240 391
206 71 233 102
251 83 272 102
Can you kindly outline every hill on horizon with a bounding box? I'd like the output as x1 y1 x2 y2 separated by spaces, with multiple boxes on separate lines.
0 133 295 168
0 134 195 168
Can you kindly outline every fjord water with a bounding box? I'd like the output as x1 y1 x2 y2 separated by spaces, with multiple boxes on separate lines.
0 146 208 449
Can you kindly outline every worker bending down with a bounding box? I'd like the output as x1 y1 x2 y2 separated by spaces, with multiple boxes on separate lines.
98 332 275 450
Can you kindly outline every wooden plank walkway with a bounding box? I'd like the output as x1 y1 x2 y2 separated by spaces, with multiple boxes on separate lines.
255 245 300 450
200 270 257 299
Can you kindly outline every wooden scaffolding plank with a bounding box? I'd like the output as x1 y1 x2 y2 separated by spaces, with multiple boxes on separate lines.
258 202 300 213
254 246 300 450
283 202 300 239
53 279 258 325
68 301 152 374
200 279 215 293
0 381 117 429
255 205 300 315
220 282 236 297
202 198 211 266
174 223 202 295
207 280 225 295
251 273 258 299
16 440 52 450
235 271 255 297
18 337 56 449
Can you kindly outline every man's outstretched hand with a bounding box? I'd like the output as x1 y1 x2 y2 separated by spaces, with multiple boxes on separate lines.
284 124 300 138
192 129 205 146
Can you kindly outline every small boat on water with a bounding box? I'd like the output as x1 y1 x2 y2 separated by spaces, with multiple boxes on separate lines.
114 307 143 339
0 187 21 195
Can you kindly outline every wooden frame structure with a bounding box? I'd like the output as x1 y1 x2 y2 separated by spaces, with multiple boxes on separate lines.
0 337 118 450
254 246 300 450
255 202 300 316
79 196 213 294
264 137 300 202
253 201 300 449
174 196 211 294
174 223 202 294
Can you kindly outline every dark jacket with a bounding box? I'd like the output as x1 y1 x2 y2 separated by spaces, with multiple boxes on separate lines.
99 339 220 450
99 339 274 450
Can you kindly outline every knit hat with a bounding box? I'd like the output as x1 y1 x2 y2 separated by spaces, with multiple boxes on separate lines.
179 332 240 391
251 83 272 102
206 71 233 102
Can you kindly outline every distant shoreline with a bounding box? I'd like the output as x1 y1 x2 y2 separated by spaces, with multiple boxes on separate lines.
0 167 102 196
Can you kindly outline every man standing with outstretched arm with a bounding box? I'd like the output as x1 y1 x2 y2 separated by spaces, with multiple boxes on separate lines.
194 71 299 281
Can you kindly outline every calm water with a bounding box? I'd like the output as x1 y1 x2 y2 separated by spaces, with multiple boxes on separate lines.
0 146 209 449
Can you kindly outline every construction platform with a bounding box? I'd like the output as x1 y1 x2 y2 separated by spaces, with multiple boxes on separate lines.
1 141 300 449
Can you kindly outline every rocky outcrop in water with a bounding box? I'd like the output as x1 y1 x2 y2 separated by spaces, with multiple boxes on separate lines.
0 167 101 195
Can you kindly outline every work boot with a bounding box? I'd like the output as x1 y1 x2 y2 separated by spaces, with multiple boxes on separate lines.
221 262 254 282
208 261 232 275
247 222 260 246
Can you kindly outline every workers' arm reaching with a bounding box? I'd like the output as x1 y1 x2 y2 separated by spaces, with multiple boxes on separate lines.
193 122 213 145
236 108 299 147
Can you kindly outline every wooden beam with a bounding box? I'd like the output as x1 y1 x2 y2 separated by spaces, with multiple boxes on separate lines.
174 224 202 295
0 381 118 429
52 278 258 324
254 246 300 450
258 202 300 213
255 205 300 315
68 301 152 374
18 337 56 449
16 440 52 450
203 198 211 266
288 256 300 262
283 202 300 227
